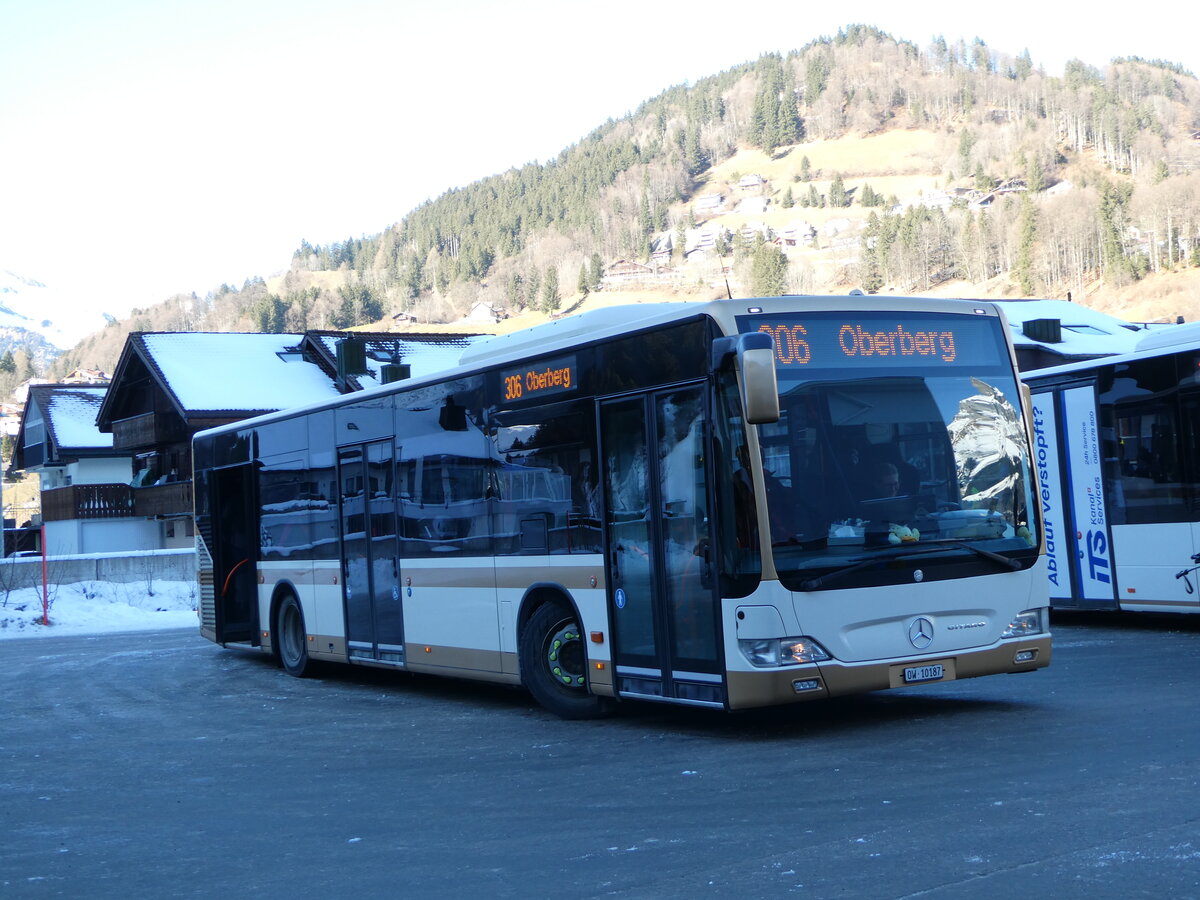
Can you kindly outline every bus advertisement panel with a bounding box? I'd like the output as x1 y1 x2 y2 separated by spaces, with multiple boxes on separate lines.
1031 393 1072 603
1060 385 1116 604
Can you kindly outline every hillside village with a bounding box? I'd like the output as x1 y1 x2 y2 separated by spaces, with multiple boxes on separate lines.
28 29 1200 383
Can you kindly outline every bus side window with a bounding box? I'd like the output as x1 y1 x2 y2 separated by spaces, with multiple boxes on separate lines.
395 379 492 557
490 403 600 555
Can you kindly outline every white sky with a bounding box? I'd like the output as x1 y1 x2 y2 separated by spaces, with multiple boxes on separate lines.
2 0 1196 325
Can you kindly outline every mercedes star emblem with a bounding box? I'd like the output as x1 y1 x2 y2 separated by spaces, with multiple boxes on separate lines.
908 616 934 649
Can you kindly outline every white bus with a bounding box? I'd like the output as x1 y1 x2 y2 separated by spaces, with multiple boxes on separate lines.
1024 322 1200 613
194 298 1050 718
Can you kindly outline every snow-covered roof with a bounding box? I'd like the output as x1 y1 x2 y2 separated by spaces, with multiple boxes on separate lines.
140 333 343 414
987 299 1149 359
45 387 111 449
302 332 486 387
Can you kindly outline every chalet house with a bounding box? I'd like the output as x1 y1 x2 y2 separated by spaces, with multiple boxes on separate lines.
13 385 140 554
462 301 506 324
62 368 110 384
27 329 487 552
604 259 654 280
972 178 1028 209
693 193 724 215
737 174 765 190
683 226 731 260
776 220 817 248
739 222 773 243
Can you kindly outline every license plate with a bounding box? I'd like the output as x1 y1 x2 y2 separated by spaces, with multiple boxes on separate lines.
904 664 944 683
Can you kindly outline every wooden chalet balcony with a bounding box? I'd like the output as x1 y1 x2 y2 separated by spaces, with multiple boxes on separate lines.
41 483 134 522
112 412 188 451
133 480 194 518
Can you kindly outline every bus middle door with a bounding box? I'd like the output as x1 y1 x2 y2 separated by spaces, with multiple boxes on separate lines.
337 441 404 664
600 384 724 707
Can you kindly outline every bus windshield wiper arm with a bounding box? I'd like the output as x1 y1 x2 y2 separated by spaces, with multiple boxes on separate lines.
798 544 935 591
799 541 1020 592
912 539 1022 571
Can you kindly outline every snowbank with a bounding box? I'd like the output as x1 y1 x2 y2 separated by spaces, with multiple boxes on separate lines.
0 580 199 639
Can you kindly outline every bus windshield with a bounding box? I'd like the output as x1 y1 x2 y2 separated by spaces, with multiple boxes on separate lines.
737 311 1038 591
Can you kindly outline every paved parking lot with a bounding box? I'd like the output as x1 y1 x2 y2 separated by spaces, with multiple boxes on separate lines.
3 612 1199 898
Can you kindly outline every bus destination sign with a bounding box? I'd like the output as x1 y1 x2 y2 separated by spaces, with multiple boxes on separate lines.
500 354 578 403
737 312 1004 371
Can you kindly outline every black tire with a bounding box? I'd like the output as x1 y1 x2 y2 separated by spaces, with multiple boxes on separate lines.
275 593 313 678
520 601 610 719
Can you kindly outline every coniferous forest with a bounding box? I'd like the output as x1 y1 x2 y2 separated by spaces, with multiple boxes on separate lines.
51 25 1200 377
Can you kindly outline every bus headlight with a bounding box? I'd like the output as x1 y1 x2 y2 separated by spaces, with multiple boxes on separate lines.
1001 609 1045 639
739 636 831 667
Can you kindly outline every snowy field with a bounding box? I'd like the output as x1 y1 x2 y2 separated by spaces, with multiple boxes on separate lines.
0 580 198 638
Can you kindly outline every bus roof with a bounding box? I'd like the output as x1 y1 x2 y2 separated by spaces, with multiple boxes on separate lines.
1022 321 1200 383
193 295 1012 442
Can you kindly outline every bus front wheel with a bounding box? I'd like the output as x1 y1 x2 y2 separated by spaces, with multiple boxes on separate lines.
520 602 610 720
276 593 313 678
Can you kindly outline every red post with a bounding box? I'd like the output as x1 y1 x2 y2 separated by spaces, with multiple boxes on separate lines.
40 523 48 626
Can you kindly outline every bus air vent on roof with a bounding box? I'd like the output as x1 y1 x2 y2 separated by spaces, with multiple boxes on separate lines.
1022 318 1062 343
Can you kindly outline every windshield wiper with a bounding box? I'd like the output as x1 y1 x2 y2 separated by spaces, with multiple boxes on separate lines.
909 538 1022 571
798 540 1021 592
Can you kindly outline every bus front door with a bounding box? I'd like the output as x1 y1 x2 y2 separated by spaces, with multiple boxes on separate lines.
337 441 404 665
601 386 725 707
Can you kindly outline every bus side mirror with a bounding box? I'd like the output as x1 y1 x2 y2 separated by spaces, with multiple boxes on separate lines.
713 333 780 425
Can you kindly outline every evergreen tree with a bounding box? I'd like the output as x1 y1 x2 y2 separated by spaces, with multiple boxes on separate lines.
0 351 14 375
859 213 885 293
1014 196 1038 294
829 173 849 208
1014 48 1033 79
774 67 802 148
542 266 561 313
577 264 590 297
526 268 542 308
781 186 795 208
1099 180 1135 282
750 242 789 296
506 272 524 309
804 51 831 102
800 156 812 181
1026 155 1045 193
589 253 603 290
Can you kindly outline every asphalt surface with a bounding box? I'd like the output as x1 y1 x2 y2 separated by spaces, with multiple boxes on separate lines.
3 612 1199 898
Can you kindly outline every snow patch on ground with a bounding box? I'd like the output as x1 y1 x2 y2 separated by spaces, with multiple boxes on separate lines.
0 580 199 638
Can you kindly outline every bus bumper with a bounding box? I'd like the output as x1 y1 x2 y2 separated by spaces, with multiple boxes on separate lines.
725 636 1052 710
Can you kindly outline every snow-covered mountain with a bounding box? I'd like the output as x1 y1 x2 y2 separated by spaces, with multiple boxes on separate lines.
0 269 114 351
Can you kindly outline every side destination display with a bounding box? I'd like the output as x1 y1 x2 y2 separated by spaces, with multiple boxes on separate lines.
500 354 578 404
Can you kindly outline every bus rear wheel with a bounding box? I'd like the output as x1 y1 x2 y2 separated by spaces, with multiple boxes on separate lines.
276 593 313 678
521 601 609 719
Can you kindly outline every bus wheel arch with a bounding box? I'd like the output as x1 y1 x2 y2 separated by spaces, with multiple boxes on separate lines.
518 587 610 720
272 585 313 678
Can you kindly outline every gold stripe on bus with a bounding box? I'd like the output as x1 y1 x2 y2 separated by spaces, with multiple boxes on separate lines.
1121 598 1200 608
402 559 605 592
